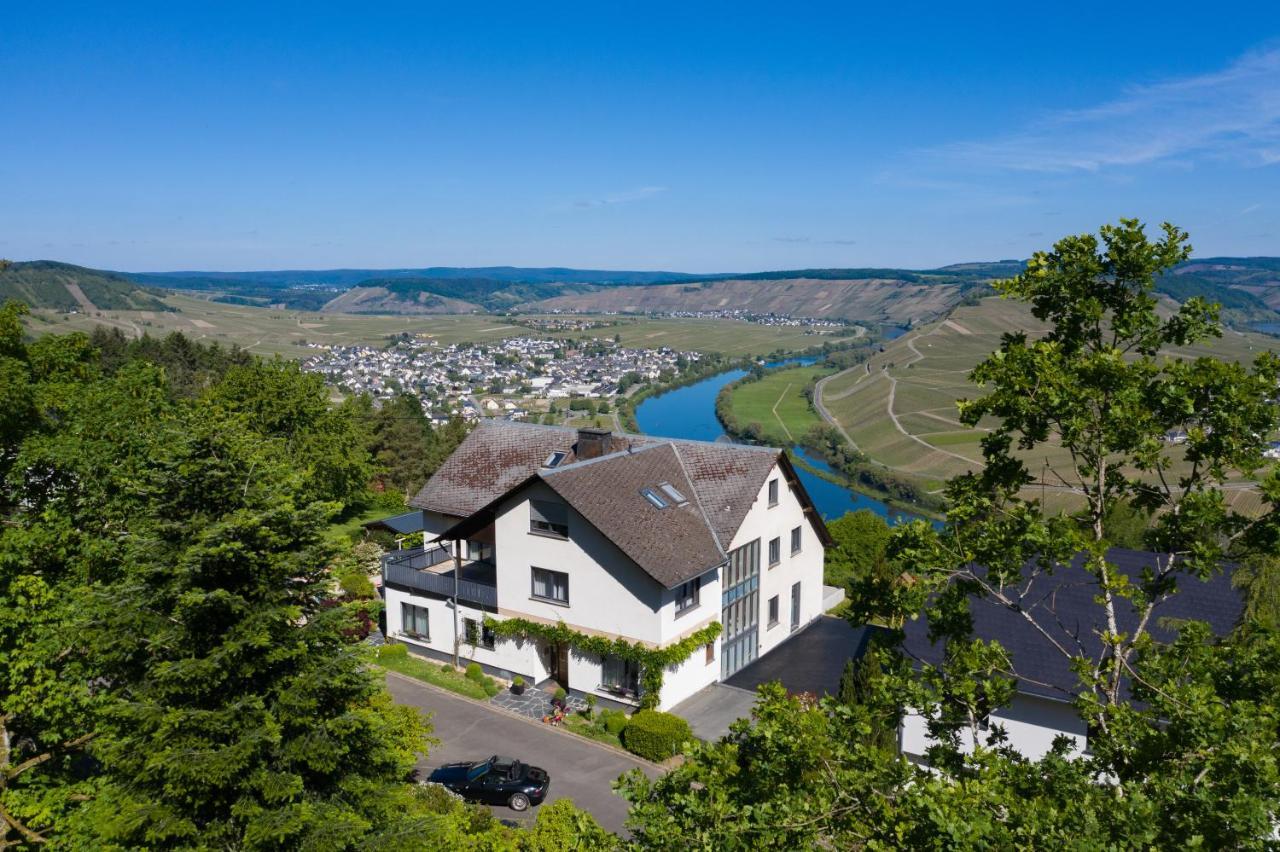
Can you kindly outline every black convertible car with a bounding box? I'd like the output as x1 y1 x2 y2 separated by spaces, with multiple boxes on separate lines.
428 755 551 811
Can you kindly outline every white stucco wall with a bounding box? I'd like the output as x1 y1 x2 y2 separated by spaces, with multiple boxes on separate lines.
384 587 549 681
900 692 1088 762
727 462 826 660
493 481 666 645
658 643 721 710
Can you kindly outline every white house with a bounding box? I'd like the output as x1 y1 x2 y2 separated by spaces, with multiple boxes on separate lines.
381 421 830 711
898 548 1243 761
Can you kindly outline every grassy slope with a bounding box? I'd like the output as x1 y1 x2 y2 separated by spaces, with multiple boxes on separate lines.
728 365 834 446
1 261 169 312
821 297 1280 513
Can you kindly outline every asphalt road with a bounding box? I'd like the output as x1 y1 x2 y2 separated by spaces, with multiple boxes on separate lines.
384 671 659 834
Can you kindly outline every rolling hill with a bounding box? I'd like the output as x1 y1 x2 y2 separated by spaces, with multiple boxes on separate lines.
531 276 968 324
0 261 171 312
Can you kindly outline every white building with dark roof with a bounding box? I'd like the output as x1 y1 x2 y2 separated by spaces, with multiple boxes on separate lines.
380 421 830 711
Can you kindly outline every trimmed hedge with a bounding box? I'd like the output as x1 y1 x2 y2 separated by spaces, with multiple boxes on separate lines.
620 710 692 761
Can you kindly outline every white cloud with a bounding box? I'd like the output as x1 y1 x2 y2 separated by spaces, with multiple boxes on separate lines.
920 46 1280 174
570 185 667 209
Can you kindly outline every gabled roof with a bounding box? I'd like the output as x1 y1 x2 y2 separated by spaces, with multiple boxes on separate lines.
411 420 826 552
417 420 831 588
902 548 1243 702
539 443 726 588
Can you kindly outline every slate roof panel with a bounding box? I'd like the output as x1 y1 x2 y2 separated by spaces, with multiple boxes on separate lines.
540 443 727 588
901 548 1244 702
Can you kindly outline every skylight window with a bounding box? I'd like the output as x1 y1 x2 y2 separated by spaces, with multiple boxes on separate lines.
543 451 567 468
640 488 668 509
659 482 687 505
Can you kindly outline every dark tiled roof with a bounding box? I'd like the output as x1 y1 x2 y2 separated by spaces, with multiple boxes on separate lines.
901 548 1244 702
411 420 790 551
541 443 726 588
362 509 425 535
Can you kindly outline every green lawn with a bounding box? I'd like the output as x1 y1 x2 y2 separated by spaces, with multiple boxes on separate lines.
729 365 834 445
374 650 492 701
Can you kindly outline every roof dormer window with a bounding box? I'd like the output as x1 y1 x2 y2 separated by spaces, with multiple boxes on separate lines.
640 488 668 509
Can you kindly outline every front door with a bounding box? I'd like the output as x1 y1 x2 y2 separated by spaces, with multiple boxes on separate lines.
546 642 570 690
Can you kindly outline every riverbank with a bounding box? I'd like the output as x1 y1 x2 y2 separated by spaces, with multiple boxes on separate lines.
631 354 942 523
711 359 947 518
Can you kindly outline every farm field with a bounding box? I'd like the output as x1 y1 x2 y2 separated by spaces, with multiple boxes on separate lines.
21 294 844 359
728 364 835 446
819 297 1280 514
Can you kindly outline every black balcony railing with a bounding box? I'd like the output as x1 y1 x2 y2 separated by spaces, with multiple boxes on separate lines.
382 544 453 572
382 546 498 609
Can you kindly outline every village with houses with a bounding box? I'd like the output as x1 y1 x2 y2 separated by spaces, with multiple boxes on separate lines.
301 335 702 424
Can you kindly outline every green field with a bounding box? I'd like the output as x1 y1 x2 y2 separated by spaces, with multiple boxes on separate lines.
819 297 1280 513
729 365 834 446
21 294 842 359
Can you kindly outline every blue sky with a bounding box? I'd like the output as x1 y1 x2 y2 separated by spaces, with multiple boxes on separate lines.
3 2 1279 272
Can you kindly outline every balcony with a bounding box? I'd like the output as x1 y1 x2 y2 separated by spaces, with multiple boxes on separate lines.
382 545 498 609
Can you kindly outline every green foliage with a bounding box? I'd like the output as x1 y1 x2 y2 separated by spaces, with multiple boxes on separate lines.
824 509 890 591
512 676 525 688
465 662 484 682
598 708 629 737
367 392 469 499
377 643 409 661
1235 554 1280 631
485 617 722 710
522 797 616 851
90 325 253 398
619 710 692 762
553 687 567 703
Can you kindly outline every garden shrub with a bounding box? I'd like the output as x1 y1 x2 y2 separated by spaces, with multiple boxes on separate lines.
482 678 500 697
620 710 692 761
599 708 629 737
376 643 408 661
465 662 483 682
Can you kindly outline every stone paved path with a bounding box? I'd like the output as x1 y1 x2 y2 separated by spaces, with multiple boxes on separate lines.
489 684 588 720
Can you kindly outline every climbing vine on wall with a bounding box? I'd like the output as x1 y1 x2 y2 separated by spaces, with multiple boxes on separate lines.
484 616 722 709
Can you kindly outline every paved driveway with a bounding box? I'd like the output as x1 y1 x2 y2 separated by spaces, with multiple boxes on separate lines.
671 683 758 742
385 671 658 834
726 615 876 695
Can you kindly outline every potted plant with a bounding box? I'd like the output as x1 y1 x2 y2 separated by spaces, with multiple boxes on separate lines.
510 676 526 696
551 686 568 711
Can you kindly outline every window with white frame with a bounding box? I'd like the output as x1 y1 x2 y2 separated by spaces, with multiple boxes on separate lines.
767 595 779 627
790 526 802 555
463 617 495 650
768 537 781 566
767 478 779 507
675 576 701 615
531 566 569 604
401 602 429 639
529 499 569 538
601 655 639 694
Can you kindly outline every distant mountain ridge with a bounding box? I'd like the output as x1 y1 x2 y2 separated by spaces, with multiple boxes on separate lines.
4 257 1279 327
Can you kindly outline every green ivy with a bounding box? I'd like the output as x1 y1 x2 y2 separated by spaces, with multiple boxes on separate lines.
484 616 722 710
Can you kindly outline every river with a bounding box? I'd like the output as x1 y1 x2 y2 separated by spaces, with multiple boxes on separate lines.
634 357 929 525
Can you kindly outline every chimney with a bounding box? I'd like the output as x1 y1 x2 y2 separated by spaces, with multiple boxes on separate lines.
576 427 613 461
